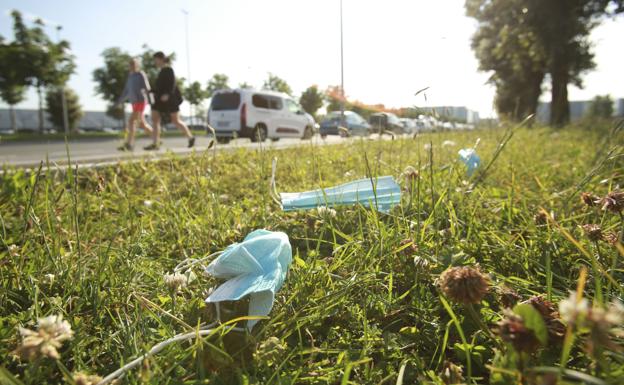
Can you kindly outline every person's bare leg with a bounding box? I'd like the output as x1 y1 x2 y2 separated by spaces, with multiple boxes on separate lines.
139 114 153 135
126 111 138 146
152 110 161 143
170 112 192 138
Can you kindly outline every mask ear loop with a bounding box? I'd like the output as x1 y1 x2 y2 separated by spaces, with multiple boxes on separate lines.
269 157 282 206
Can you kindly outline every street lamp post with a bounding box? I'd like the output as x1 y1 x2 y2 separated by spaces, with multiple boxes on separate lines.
340 0 345 127
182 9 193 126
56 26 70 135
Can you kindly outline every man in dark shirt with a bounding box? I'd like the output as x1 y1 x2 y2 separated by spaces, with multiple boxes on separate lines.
144 51 195 150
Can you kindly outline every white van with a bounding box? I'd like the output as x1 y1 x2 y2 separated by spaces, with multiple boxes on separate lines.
208 89 315 143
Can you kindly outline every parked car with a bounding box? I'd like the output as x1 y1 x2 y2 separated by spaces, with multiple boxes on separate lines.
320 111 370 137
208 89 315 143
369 112 404 134
399 118 417 134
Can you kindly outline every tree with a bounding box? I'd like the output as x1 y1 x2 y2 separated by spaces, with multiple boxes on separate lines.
238 82 253 89
9 10 75 132
466 0 547 121
586 95 613 119
92 47 132 121
0 42 28 131
206 74 230 98
263 73 292 95
45 87 83 131
183 81 207 125
299 85 324 117
466 0 623 126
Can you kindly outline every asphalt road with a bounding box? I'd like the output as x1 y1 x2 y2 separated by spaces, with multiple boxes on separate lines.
0 135 346 168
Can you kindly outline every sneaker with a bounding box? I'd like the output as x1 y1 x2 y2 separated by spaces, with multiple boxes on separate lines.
188 136 196 148
117 142 133 152
143 142 161 151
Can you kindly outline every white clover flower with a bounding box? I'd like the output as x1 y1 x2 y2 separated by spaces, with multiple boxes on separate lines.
424 143 432 150
14 314 74 360
442 140 456 147
8 244 19 257
317 206 337 219
605 300 624 326
164 272 188 292
43 274 55 285
72 372 103 385
559 291 589 325
143 200 153 207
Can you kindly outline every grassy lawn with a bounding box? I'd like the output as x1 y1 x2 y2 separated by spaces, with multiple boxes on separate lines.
1 124 623 384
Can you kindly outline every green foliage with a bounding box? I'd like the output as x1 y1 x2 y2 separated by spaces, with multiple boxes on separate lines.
467 0 624 125
183 81 207 107
238 82 253 89
206 73 230 98
44 87 83 131
299 85 324 116
262 73 292 95
512 304 548 346
92 47 132 119
1 124 624 383
586 95 614 119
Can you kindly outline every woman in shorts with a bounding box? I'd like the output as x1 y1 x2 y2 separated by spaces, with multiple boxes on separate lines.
144 51 195 150
117 58 153 151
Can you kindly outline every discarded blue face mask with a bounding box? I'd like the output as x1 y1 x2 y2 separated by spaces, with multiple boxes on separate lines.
205 229 292 330
458 148 481 177
279 176 401 213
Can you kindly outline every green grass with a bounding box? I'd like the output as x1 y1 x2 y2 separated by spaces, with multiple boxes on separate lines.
1 124 623 384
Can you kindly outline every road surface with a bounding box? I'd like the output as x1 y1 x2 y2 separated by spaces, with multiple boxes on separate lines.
0 135 346 169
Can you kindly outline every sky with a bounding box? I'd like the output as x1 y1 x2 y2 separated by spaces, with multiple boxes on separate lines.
1 0 623 118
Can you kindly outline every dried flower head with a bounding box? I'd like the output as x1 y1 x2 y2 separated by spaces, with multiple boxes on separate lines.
13 314 74 360
581 224 603 242
317 206 337 219
398 238 418 257
603 232 620 245
496 309 541 353
534 211 549 226
438 265 490 304
402 166 420 189
164 273 188 292
559 291 589 326
524 296 565 343
440 361 464 384
580 192 600 207
497 286 521 309
600 190 624 213
73 372 103 385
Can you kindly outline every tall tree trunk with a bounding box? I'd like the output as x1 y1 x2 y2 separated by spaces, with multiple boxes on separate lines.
37 84 45 133
550 59 569 127
9 105 17 132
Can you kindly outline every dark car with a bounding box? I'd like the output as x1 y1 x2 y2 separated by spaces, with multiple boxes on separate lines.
369 112 404 134
320 111 370 137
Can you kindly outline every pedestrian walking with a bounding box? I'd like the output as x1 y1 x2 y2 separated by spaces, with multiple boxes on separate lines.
117 58 154 151
144 51 195 150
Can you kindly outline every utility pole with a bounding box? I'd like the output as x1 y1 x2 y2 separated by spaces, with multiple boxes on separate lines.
182 9 193 126
340 0 345 127
56 26 69 135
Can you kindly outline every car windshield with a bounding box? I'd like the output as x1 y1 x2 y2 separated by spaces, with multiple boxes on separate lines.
211 92 241 110
387 114 401 124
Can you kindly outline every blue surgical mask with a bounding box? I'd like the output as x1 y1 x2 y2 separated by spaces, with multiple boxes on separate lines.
458 148 480 177
279 176 401 213
205 229 292 330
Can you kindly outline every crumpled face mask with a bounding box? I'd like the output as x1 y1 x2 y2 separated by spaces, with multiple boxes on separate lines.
279 176 401 213
205 229 292 330
458 148 481 177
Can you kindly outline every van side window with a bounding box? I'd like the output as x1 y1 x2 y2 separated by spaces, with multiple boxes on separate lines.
269 97 283 110
252 94 270 109
286 99 299 113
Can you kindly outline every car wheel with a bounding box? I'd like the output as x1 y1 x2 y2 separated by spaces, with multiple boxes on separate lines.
251 124 267 142
271 138 280 142
302 125 313 140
